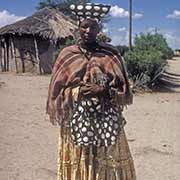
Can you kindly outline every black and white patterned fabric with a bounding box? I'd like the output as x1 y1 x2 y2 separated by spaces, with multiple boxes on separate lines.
70 97 126 147
69 3 111 23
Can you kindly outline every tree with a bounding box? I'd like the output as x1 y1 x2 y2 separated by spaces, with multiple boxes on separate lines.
37 0 90 15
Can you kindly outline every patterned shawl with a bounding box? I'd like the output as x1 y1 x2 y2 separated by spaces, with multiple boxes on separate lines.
46 42 133 126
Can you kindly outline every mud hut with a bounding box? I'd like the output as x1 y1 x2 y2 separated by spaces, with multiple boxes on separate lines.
0 7 77 74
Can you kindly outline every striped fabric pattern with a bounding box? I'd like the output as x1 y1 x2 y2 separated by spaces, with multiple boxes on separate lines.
46 43 132 126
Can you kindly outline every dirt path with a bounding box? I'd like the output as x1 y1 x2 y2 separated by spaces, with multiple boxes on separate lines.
0 74 59 180
0 57 180 180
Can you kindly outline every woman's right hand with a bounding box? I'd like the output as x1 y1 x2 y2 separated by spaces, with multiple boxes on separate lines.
80 83 106 97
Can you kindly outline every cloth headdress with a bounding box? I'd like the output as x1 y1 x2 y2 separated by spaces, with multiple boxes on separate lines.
70 3 111 23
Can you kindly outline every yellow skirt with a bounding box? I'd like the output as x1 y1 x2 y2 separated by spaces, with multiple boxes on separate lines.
57 127 136 180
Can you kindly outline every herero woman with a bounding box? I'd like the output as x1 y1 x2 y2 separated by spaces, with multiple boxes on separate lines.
46 3 136 180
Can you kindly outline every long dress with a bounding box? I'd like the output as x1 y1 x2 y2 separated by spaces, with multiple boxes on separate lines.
46 42 136 180
57 127 136 180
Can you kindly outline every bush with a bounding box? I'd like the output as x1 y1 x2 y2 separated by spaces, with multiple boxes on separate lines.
124 32 173 89
124 49 167 88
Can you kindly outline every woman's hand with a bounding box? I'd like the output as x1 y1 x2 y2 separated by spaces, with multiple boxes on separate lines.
80 83 106 97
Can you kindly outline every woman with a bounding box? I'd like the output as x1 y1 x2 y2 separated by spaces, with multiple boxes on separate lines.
46 3 136 180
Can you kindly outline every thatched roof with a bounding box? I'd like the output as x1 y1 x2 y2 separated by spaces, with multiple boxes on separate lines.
0 7 77 43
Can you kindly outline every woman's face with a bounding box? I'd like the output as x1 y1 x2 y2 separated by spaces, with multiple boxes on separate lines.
79 19 100 44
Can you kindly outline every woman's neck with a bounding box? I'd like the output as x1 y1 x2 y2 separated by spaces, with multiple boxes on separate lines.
80 40 98 50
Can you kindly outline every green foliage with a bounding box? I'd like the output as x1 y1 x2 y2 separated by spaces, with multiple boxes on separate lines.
37 0 57 9
134 33 174 59
37 0 90 15
124 49 166 88
124 32 172 89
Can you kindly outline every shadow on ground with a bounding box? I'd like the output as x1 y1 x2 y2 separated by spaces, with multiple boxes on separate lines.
154 74 180 93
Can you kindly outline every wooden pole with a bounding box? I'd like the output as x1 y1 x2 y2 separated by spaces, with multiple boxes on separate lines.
1 39 6 72
20 51 25 73
6 40 9 71
10 36 18 73
0 42 3 72
33 36 42 74
4 39 7 71
129 0 133 50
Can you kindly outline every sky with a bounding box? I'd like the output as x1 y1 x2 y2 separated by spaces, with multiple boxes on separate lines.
0 0 179 49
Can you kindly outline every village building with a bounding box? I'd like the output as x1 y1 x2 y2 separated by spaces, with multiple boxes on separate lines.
174 49 180 56
0 7 77 74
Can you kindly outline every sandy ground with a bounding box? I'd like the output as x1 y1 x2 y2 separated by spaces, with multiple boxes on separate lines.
0 57 180 180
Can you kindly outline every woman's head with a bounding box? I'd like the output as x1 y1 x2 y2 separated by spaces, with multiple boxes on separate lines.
70 3 111 44
79 18 100 44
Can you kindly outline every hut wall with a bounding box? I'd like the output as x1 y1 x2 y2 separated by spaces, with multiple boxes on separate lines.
37 37 54 74
0 35 55 74
13 35 37 73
